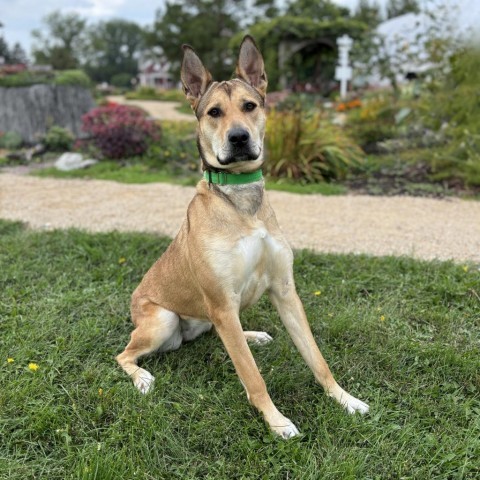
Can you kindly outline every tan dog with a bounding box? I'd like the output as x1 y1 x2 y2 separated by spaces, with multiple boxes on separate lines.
116 36 369 438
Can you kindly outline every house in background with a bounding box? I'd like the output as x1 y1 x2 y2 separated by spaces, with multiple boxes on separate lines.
137 47 175 89
363 0 480 88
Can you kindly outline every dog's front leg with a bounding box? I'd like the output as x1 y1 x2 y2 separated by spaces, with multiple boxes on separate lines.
212 308 300 439
269 286 369 415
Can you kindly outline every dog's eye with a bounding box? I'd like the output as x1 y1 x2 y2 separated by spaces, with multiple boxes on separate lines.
244 102 257 112
208 108 221 118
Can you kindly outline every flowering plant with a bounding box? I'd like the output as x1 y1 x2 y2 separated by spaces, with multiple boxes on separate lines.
81 105 161 159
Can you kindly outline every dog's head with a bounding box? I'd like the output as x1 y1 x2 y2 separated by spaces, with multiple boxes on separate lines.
181 36 267 174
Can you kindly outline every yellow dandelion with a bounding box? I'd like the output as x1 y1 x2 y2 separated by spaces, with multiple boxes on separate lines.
118 257 126 265
463 265 469 273
98 388 103 396
7 357 14 364
314 290 322 296
28 362 39 372
380 315 385 322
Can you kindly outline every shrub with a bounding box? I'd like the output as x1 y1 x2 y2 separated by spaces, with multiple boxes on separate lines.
422 47 480 185
126 87 185 102
110 73 133 89
44 126 74 151
275 93 323 112
0 70 90 88
54 70 91 88
81 105 161 159
0 71 54 87
0 131 23 149
265 108 364 183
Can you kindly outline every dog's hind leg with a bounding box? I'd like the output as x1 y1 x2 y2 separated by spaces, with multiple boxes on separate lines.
116 299 182 394
181 318 213 342
243 331 273 345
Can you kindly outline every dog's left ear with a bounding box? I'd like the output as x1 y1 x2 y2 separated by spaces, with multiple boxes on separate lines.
235 35 268 96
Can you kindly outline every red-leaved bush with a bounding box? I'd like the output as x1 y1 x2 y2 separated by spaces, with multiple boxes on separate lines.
81 105 161 159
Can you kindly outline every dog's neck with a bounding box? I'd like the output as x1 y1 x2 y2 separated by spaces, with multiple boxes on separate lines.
212 181 264 216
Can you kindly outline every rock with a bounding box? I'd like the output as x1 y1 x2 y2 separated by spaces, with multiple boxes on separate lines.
25 144 47 162
55 152 98 171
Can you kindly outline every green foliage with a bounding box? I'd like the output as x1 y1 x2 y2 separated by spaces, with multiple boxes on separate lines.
236 15 368 91
149 0 244 81
422 48 480 185
54 69 91 88
0 70 90 88
110 73 133 89
386 0 420 19
125 87 185 102
1 220 479 479
32 11 86 70
345 95 399 149
286 0 351 18
0 71 54 87
0 131 23 149
83 20 144 84
43 126 74 152
265 108 364 183
354 0 383 26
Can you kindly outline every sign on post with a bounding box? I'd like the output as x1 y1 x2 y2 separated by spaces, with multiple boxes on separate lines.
335 35 353 99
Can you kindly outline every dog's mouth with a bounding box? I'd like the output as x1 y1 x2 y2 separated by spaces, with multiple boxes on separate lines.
217 147 261 165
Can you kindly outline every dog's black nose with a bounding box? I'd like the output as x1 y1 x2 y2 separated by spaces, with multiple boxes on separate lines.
228 128 250 146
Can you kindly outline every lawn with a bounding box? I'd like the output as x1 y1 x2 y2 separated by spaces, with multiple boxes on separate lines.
1 220 479 479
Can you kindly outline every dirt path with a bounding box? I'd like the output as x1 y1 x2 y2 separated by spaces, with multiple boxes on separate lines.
1 173 479 264
107 95 195 122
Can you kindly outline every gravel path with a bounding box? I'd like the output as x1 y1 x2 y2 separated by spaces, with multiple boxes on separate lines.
1 173 479 264
107 95 195 122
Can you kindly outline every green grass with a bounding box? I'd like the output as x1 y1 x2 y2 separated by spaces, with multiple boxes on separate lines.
1 219 479 479
33 163 346 194
265 180 347 195
34 162 199 186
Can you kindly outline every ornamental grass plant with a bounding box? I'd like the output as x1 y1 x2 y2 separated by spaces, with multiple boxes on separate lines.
265 108 364 183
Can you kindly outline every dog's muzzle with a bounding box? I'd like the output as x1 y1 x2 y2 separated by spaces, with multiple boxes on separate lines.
218 127 259 164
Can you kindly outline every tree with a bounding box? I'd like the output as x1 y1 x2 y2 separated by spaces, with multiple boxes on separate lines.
83 19 145 84
0 36 10 63
10 43 28 64
149 0 246 81
253 0 279 19
386 0 419 19
354 0 382 27
32 11 86 69
286 0 350 19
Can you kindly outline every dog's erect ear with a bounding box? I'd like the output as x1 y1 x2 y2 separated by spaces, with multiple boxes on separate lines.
235 35 268 96
181 45 213 108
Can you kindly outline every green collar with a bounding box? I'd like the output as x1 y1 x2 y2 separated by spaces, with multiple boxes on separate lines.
204 169 263 185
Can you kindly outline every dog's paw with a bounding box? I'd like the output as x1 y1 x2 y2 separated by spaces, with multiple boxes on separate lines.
245 331 273 345
270 418 300 439
133 368 155 394
344 396 369 415
333 388 369 415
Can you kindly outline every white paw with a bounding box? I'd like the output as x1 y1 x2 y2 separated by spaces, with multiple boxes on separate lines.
246 331 273 345
338 391 369 415
271 418 300 439
133 368 155 394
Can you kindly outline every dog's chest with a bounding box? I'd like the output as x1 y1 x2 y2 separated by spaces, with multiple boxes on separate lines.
209 221 288 309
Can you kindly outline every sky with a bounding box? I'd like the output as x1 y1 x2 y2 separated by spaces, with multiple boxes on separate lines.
0 0 394 57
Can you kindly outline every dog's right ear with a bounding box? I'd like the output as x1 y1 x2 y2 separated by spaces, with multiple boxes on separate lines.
181 45 213 109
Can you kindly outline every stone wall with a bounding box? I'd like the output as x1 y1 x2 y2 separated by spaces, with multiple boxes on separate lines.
0 85 95 144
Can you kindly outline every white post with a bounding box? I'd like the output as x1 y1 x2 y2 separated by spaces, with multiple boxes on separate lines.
335 35 353 99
